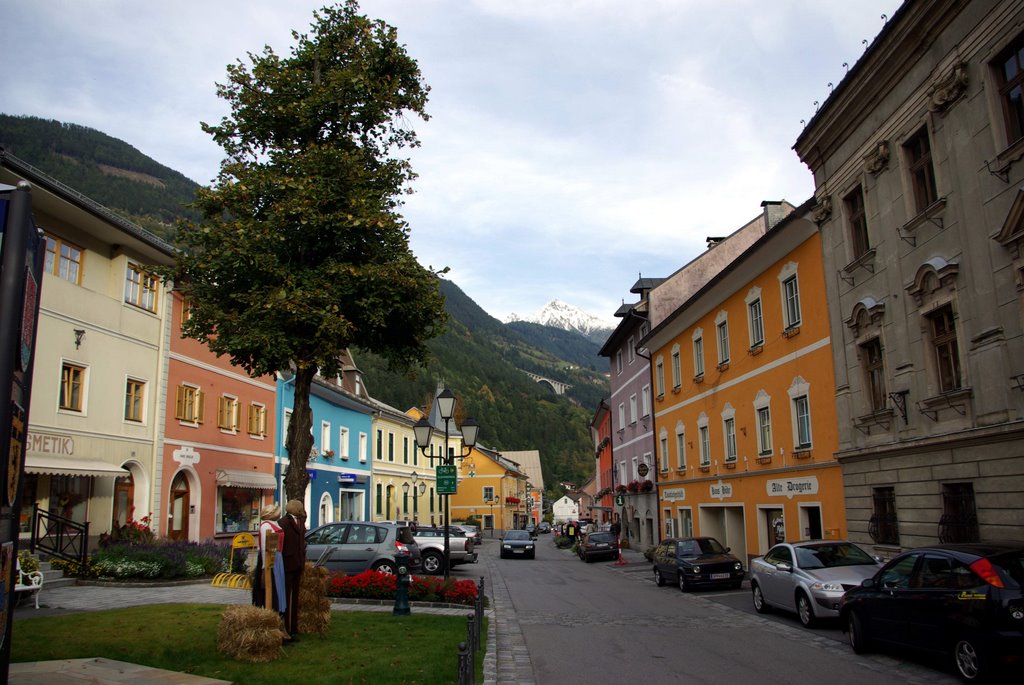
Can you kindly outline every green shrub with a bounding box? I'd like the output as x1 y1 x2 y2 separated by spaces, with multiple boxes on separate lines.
554 535 573 549
16 550 39 574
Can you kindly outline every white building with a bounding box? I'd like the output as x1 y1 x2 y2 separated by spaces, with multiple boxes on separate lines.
551 494 580 523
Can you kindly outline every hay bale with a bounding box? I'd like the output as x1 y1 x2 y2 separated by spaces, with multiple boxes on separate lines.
298 562 331 635
217 605 287 663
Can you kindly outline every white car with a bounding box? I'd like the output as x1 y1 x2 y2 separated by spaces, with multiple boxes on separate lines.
749 540 881 627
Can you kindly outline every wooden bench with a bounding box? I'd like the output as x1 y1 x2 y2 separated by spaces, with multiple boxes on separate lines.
15 562 43 609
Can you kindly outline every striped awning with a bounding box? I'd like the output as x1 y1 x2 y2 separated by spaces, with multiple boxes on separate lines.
216 468 277 490
24 455 128 477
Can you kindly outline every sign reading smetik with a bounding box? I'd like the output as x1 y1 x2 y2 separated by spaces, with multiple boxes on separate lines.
766 476 819 500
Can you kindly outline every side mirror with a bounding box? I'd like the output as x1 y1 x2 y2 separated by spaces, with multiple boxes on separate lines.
861 577 877 589
777 561 792 573
725 547 732 553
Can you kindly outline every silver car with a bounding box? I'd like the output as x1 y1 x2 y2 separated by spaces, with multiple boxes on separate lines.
305 521 421 575
750 540 881 627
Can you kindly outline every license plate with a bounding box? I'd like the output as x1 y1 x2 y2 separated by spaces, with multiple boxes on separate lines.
596 543 608 548
711 573 730 580
513 549 525 553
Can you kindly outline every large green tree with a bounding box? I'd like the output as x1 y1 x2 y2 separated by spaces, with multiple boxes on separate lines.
163 1 446 502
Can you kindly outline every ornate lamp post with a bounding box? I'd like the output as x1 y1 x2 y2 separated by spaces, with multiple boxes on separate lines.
413 388 479 581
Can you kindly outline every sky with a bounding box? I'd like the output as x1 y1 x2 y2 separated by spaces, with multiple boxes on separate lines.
2 0 904 326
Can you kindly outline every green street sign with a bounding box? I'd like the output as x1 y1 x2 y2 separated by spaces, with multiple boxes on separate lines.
615 494 625 506
436 464 458 495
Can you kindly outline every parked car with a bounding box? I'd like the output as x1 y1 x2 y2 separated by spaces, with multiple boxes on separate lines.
652 537 745 591
577 531 620 563
537 522 551 534
305 521 421 575
525 523 537 538
750 540 881 627
412 526 478 575
454 524 483 546
500 530 536 559
840 542 1024 683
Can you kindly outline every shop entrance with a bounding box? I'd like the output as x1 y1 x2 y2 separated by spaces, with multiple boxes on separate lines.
168 472 190 541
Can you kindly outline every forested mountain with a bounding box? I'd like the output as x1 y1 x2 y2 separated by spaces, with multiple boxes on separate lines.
0 114 199 240
2 114 606 496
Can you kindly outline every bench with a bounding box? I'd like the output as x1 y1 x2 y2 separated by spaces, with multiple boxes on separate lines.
15 562 43 609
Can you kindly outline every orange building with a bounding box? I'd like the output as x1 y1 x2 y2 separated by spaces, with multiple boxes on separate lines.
160 292 278 540
643 202 846 566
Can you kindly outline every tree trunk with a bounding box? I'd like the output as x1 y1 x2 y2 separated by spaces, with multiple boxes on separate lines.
284 364 315 503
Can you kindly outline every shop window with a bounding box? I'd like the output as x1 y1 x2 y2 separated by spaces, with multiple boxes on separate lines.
218 487 260 534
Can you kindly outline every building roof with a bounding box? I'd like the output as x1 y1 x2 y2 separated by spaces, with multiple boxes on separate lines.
501 450 543 490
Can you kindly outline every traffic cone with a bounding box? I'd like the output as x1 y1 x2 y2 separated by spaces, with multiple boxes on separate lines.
614 548 628 566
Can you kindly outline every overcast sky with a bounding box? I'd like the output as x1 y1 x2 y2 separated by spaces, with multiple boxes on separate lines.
3 0 903 325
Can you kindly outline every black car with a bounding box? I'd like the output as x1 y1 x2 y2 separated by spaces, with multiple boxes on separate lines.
652 537 745 591
500 530 536 559
840 542 1024 682
577 531 620 563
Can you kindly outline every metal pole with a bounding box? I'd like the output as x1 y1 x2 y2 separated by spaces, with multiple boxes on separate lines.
443 416 451 582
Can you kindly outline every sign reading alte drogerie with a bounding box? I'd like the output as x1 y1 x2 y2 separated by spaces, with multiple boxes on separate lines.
436 464 457 495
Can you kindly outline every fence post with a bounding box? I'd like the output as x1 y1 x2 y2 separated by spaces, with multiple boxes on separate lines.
457 641 473 685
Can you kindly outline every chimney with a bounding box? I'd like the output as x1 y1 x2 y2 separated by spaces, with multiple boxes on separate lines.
761 200 786 230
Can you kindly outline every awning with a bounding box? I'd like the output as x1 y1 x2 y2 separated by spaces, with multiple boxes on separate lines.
24 455 128 477
216 468 278 490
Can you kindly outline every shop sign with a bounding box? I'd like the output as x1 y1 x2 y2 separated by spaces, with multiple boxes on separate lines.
26 432 74 455
173 446 200 466
766 476 819 500
663 488 686 502
710 480 733 500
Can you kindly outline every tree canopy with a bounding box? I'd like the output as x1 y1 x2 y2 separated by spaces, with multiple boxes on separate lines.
163 1 446 500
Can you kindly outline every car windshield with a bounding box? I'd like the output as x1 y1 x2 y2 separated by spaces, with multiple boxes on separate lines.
696 538 727 554
505 531 530 541
588 533 614 543
795 543 875 569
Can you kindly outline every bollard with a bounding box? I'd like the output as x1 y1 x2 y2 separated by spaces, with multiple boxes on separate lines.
457 641 474 685
393 551 412 616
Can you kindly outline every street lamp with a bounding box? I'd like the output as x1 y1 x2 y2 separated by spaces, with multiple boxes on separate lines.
413 388 479 581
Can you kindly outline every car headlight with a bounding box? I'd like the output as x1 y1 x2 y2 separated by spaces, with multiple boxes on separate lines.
503 544 511 549
691 565 701 574
526 544 534 550
810 581 844 592
734 562 743 571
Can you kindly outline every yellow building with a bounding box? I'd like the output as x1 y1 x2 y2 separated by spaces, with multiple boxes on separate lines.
451 446 528 536
643 202 846 566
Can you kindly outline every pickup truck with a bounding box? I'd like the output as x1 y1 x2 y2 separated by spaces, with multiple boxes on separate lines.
413 527 478 575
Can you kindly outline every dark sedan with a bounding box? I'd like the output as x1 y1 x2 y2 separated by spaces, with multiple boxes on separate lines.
578 531 620 563
652 537 745 591
500 530 535 559
840 542 1024 683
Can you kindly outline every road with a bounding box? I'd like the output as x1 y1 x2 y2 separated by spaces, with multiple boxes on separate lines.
476 535 960 685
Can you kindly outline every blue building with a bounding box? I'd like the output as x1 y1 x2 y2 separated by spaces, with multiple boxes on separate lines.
275 364 374 528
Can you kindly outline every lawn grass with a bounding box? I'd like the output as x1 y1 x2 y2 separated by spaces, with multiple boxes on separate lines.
12 604 487 684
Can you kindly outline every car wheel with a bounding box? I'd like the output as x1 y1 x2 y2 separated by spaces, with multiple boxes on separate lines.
847 610 871 655
421 551 443 575
796 591 817 628
953 636 986 682
372 560 396 575
678 573 691 592
752 582 771 614
654 567 666 586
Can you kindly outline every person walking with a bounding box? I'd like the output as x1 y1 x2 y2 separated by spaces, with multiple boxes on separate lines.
252 503 287 617
279 500 307 638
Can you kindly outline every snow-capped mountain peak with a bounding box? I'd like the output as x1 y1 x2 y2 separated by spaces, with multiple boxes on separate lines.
507 299 614 338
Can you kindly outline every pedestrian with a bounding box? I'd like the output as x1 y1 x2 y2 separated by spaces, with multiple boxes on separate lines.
610 516 622 541
252 503 287 619
279 499 307 639
566 520 576 543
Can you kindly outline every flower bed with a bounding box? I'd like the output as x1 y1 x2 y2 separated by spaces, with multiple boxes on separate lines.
326 570 479 606
51 540 229 580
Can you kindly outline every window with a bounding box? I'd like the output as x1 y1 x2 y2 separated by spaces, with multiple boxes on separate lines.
376 429 383 460
617 403 625 431
403 436 409 464
358 432 368 462
627 336 635 363
320 421 331 454
861 338 887 412
376 483 383 515
247 403 267 436
757 406 772 456
60 362 86 412
939 483 979 543
904 126 937 212
670 345 681 389
845 186 870 259
723 418 737 463
784 278 801 330
674 424 686 470
748 297 764 348
217 395 239 431
218 486 260 534
175 384 204 423
655 356 665 397
339 427 350 459
693 331 705 377
483 486 495 502
928 305 962 393
43 234 83 284
124 378 144 422
616 350 623 375
124 264 158 312
659 431 669 471
618 461 628 486
793 395 811 449
869 487 899 545
677 509 693 538
995 32 1024 144
698 425 711 467
641 385 651 418
716 313 730 366
282 409 291 447
388 432 395 462
629 395 637 425
631 456 639 479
